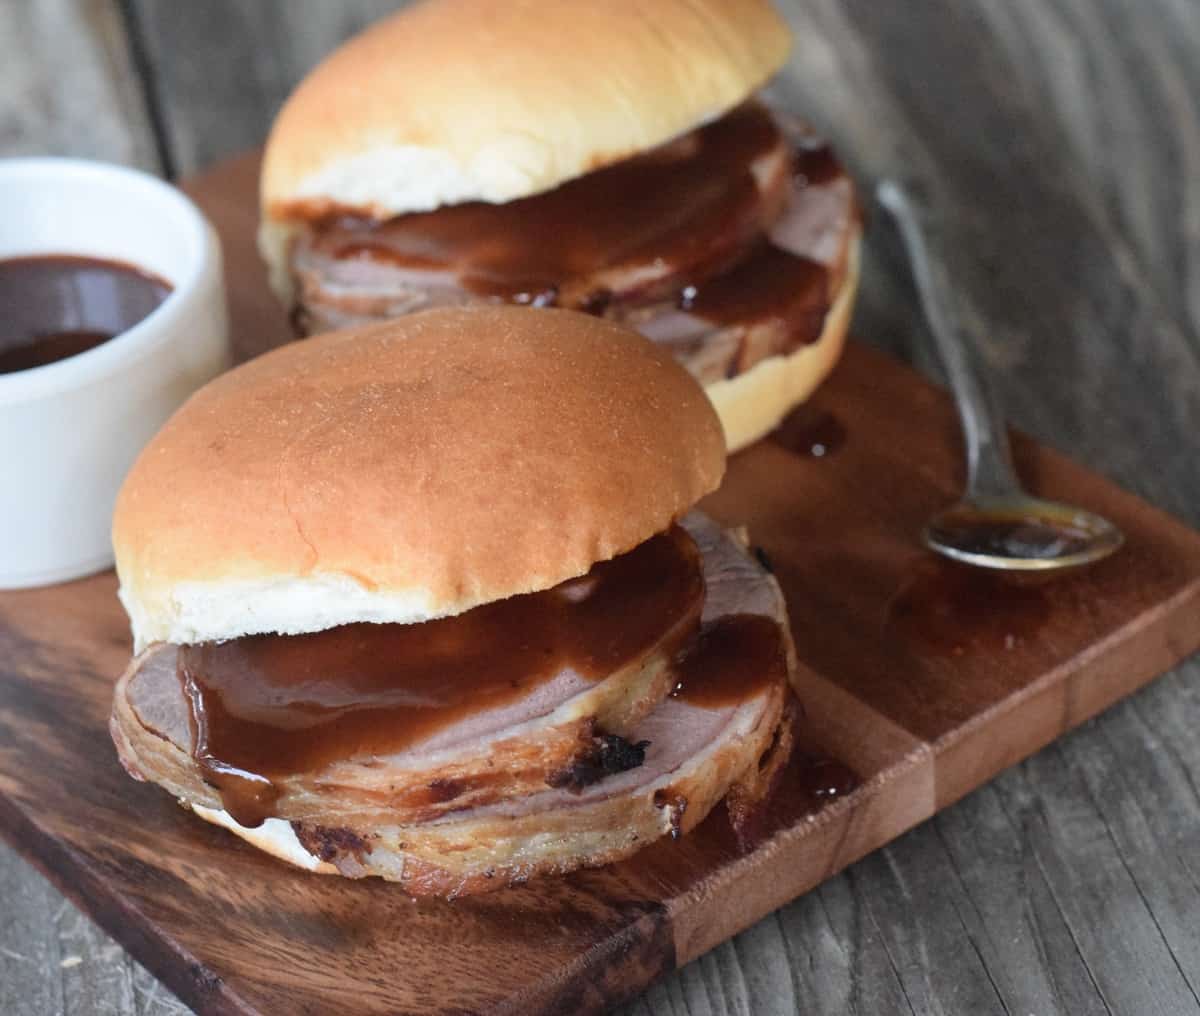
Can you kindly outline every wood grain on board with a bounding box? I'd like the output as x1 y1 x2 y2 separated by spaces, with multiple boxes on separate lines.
5 1 1200 1013
1 153 1199 1015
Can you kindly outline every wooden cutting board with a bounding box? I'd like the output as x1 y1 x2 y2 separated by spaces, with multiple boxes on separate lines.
3 154 1200 1015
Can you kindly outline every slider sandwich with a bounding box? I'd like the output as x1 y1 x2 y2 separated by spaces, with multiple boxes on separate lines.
109 307 800 896
258 0 861 452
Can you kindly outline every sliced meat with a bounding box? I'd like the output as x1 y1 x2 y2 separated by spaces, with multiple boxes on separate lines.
284 103 859 387
111 528 704 826
294 673 790 897
291 102 793 333
112 515 788 831
111 649 672 826
170 515 800 896
113 623 696 830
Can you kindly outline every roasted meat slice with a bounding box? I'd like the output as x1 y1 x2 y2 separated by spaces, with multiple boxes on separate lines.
111 527 704 826
295 667 792 897
121 515 799 896
280 104 859 389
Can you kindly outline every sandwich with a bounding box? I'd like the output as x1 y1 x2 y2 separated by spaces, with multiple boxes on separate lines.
109 306 799 896
257 0 861 452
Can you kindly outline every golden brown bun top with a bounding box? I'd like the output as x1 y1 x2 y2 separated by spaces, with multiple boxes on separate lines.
112 307 726 648
261 0 792 221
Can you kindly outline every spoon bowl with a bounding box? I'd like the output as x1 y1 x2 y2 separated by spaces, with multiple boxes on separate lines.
924 495 1125 571
877 179 1126 574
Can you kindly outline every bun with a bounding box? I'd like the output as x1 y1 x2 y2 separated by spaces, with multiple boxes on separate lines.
113 307 725 649
189 804 337 875
715 229 860 452
261 0 791 221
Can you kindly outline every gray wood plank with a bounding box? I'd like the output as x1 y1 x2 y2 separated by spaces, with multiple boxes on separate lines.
1 846 65 1016
6 0 1200 1014
991 729 1200 1015
929 782 1109 1016
983 0 1200 344
0 2 167 1013
0 0 158 169
129 0 410 176
773 0 1200 511
0 848 189 1016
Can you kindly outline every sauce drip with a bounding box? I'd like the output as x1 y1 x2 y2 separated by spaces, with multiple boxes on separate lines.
793 754 859 800
178 526 705 827
793 138 842 188
671 614 786 708
0 255 171 374
927 511 1096 560
678 242 830 331
771 406 847 458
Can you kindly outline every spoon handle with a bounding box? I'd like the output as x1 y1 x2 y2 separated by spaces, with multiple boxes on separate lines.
876 179 1021 500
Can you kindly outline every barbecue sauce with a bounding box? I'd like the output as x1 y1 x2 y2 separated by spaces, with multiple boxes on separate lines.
0 255 170 374
178 526 705 827
670 614 787 708
793 754 858 801
793 138 842 188
926 512 1095 560
307 103 842 346
771 405 847 458
679 241 830 331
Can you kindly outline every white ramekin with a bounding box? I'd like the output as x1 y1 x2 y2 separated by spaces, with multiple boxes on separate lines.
0 158 230 589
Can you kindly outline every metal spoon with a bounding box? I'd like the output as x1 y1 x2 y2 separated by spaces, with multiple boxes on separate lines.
877 179 1124 570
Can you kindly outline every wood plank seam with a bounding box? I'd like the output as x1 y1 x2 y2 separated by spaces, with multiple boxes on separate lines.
113 0 178 178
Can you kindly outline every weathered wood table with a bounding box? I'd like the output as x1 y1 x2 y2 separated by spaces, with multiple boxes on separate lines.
4 1 1200 1013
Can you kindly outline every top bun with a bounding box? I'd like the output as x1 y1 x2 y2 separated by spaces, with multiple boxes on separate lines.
261 0 791 221
113 307 725 650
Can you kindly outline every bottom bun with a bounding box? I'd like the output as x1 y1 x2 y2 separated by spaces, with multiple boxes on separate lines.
708 231 860 454
189 803 337 875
